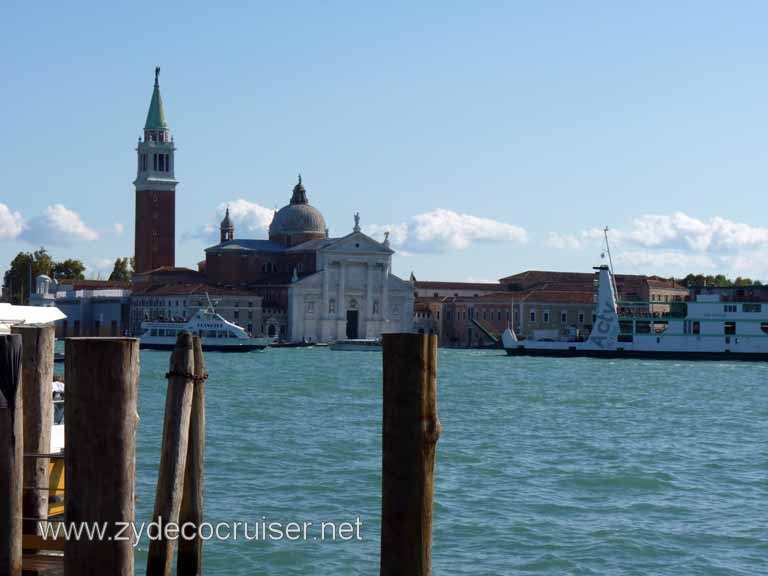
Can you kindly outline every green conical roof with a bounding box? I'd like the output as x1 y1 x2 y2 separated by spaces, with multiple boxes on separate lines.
144 67 168 130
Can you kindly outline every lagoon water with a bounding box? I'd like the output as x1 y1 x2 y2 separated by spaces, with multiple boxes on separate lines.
130 348 767 575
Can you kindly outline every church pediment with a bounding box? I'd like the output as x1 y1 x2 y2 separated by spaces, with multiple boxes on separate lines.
321 232 393 255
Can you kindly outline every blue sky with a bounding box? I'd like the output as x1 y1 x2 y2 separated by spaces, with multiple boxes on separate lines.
3 1 768 282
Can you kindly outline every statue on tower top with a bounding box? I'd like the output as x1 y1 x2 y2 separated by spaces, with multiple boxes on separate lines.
155 66 160 86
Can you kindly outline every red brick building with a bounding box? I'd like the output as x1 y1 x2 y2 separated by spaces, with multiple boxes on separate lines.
414 270 687 347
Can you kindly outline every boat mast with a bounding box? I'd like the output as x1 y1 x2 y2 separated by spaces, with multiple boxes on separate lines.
603 226 620 304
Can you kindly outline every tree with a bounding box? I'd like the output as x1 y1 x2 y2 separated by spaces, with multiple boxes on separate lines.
52 259 86 281
2 248 54 304
678 273 763 287
108 258 132 282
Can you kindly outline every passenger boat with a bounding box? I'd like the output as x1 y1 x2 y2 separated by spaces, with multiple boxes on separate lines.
502 263 768 361
139 301 272 352
330 338 382 351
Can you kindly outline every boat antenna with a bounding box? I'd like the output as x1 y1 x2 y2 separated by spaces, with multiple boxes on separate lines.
603 226 620 299
205 292 215 313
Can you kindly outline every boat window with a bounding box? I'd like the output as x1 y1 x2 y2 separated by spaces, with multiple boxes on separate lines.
693 321 700 335
151 329 158 337
743 303 762 313
761 322 768 334
635 321 651 334
724 321 736 335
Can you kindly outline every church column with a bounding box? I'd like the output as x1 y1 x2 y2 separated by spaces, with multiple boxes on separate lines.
381 262 390 322
321 261 329 318
337 261 346 319
366 263 373 318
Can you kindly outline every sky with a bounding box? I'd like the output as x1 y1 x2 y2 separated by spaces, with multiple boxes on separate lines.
3 1 768 282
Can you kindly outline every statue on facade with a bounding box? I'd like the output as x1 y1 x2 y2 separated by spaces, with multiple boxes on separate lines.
353 212 361 233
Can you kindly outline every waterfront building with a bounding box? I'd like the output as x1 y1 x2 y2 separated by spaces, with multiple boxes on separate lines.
414 271 688 347
30 275 131 337
134 67 177 274
200 178 413 341
131 175 413 340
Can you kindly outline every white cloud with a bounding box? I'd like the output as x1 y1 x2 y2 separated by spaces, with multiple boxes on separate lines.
580 212 768 253
548 211 768 278
85 258 116 280
0 203 24 240
187 198 273 241
615 250 717 271
113 222 125 236
545 232 583 250
366 209 527 253
23 204 99 245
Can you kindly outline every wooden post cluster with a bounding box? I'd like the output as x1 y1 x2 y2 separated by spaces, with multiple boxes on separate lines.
380 333 441 576
178 336 207 575
64 338 139 576
147 333 207 576
0 334 23 576
11 325 55 536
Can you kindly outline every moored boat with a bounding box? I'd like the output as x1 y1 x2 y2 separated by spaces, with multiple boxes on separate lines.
330 338 382 351
503 264 768 361
139 304 271 352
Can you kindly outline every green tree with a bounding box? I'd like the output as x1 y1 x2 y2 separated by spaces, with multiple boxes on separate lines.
108 258 132 282
52 259 86 281
2 248 54 304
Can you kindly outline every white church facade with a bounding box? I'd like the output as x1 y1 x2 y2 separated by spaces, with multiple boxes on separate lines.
287 229 414 341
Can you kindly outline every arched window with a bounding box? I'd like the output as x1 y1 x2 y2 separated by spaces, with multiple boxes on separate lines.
329 299 336 314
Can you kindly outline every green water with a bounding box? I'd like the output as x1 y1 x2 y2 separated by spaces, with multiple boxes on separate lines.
126 348 767 574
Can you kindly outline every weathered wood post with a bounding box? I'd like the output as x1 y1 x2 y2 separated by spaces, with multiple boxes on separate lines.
64 338 139 576
380 333 441 576
178 335 207 575
11 325 54 536
147 332 195 576
0 334 23 576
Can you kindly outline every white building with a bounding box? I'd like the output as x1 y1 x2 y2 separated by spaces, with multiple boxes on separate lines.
287 227 414 341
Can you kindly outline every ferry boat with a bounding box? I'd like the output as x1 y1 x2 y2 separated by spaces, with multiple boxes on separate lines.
502 264 768 361
139 304 272 352
330 338 382 351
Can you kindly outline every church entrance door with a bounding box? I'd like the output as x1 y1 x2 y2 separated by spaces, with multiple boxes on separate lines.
346 310 359 339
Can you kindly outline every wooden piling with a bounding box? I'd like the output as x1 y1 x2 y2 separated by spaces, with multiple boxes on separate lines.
147 332 195 576
0 334 23 576
178 335 207 575
64 337 139 576
11 325 54 536
380 333 441 576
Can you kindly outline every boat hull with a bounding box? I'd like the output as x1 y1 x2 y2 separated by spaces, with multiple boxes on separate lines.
504 346 768 362
140 342 267 352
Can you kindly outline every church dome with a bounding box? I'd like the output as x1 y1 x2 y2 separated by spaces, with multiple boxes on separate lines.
268 176 327 245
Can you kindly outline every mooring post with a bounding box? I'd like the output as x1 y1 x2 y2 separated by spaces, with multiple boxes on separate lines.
147 332 195 576
0 334 23 576
11 325 54 537
64 338 139 576
380 333 441 576
178 335 207 575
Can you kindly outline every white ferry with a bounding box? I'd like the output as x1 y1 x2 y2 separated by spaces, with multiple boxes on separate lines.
139 306 272 352
330 338 382 351
502 264 768 361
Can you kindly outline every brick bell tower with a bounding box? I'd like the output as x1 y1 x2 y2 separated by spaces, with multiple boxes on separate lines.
134 67 177 274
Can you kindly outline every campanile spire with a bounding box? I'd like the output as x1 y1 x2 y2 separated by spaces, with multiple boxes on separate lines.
134 67 177 274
